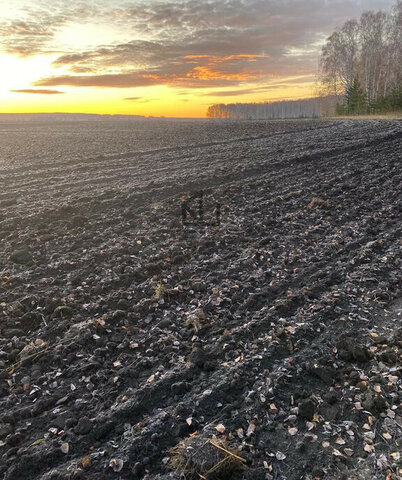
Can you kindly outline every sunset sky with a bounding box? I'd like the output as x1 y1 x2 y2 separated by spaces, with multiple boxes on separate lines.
0 0 395 117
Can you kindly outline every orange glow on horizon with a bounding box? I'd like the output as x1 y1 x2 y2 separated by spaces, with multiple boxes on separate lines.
0 81 317 118
0 15 317 118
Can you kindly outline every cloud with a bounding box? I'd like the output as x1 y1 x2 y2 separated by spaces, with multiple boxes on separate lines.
201 85 289 97
199 78 315 96
10 88 65 94
1 0 395 91
0 2 98 56
124 96 142 101
34 73 243 89
35 52 272 88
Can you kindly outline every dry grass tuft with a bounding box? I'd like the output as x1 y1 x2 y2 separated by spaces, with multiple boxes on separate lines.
154 282 167 300
154 283 183 301
169 435 245 480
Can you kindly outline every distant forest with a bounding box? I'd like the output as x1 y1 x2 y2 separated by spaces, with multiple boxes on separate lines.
208 1 401 119
206 97 336 119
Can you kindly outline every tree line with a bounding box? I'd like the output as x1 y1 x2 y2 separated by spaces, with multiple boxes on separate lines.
206 97 336 119
320 1 402 114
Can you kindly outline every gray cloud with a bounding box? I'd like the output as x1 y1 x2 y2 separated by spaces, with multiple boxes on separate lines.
1 0 395 89
124 96 158 103
10 88 65 94
34 70 246 88
200 85 294 97
0 15 64 56
35 72 153 88
0 2 99 56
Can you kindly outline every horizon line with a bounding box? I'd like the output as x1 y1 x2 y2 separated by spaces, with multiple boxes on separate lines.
0 112 206 119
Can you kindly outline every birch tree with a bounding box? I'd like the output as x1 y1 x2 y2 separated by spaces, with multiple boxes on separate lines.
320 0 402 113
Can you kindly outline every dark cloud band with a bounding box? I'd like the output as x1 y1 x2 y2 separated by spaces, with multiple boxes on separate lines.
10 88 65 94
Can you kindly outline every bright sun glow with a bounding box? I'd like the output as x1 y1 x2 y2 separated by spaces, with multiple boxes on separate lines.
0 54 58 92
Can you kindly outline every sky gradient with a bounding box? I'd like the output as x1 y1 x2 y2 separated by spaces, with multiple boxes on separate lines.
0 0 395 117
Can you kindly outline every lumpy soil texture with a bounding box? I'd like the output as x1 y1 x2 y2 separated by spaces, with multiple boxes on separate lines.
0 119 401 480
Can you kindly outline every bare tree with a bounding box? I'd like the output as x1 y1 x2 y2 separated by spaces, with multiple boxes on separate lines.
359 11 387 105
320 20 360 97
385 1 402 92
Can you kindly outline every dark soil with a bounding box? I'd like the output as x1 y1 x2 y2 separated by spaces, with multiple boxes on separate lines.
0 119 401 480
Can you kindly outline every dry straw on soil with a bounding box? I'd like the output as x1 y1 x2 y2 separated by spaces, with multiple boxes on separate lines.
169 435 246 479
